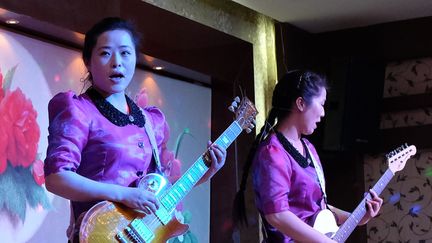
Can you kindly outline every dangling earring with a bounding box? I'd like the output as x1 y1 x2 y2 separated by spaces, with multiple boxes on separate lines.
79 71 93 94
80 71 92 83
87 72 93 84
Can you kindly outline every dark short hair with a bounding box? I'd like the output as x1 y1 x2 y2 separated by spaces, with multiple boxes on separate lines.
82 17 142 65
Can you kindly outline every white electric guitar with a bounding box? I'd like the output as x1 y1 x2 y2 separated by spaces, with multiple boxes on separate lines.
312 144 417 243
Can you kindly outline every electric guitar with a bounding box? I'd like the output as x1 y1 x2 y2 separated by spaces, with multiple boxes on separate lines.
312 144 417 243
79 96 257 243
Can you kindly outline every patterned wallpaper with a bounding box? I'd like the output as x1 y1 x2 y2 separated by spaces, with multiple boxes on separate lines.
365 150 432 242
381 58 432 129
365 57 432 242
383 58 432 98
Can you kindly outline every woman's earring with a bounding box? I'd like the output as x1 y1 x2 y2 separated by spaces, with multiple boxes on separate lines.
87 72 93 82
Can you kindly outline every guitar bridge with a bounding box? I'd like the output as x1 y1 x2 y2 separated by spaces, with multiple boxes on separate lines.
115 220 155 243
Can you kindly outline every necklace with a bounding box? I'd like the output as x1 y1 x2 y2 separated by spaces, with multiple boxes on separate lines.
275 131 311 168
86 88 146 127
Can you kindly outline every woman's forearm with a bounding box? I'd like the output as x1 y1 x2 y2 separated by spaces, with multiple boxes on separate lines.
45 171 124 202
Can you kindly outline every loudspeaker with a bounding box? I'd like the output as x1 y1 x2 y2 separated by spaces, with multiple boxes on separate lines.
322 57 385 152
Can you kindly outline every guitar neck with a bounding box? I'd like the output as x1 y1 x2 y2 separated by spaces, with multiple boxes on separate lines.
159 121 243 212
333 168 394 242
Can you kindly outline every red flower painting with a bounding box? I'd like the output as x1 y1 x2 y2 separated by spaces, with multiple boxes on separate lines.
1 88 40 168
0 120 7 174
0 71 6 173
0 66 49 223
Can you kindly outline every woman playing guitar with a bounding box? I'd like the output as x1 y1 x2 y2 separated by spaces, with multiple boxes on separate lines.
234 70 383 242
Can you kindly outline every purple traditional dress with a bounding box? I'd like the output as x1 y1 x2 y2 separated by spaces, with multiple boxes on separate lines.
44 88 174 240
252 132 326 242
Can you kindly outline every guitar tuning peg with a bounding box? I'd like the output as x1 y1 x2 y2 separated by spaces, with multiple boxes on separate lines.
234 96 240 103
246 128 252 133
231 101 238 108
228 106 235 112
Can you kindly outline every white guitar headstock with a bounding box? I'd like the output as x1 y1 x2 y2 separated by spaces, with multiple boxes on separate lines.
386 143 417 173
228 96 258 133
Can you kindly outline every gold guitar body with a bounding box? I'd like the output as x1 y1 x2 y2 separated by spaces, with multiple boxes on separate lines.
79 173 188 243
79 96 259 242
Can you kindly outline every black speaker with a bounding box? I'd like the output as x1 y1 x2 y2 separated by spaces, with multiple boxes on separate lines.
322 56 385 152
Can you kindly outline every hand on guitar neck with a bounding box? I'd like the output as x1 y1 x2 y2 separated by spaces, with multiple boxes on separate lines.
312 144 416 243
312 189 383 243
325 189 382 227
359 189 383 225
266 191 381 243
196 141 227 184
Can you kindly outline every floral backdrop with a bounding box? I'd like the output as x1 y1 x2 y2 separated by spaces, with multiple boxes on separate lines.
0 26 74 242
365 57 432 242
0 65 50 238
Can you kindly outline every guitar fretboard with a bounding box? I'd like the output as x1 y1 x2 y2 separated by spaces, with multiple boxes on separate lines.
159 121 243 212
333 169 394 242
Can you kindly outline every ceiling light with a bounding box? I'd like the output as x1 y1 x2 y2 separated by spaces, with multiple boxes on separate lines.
5 19 19 25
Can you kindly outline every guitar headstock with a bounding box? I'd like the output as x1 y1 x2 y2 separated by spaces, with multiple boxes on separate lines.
386 143 417 173
228 96 258 133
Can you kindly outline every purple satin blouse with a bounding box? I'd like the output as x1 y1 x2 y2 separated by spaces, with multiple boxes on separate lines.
252 133 325 242
44 91 170 219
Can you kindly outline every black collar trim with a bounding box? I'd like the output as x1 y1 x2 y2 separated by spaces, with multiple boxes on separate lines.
275 131 311 168
86 88 146 127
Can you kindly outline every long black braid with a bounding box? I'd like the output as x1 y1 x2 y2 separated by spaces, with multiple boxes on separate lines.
232 108 278 226
232 70 328 227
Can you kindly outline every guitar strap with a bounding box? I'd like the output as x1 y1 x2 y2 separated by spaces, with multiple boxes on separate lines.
142 110 163 175
303 140 327 208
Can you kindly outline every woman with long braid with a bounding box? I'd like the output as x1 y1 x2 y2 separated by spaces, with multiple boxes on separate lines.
233 70 382 242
